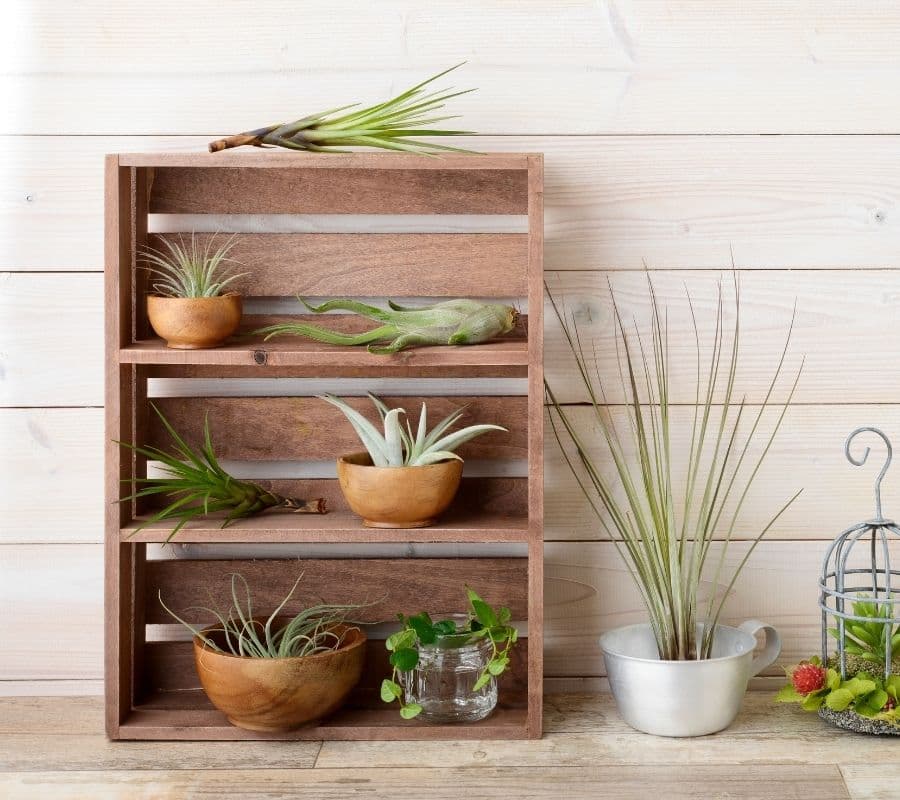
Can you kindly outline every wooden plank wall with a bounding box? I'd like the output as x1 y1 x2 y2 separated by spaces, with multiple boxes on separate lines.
4 0 900 694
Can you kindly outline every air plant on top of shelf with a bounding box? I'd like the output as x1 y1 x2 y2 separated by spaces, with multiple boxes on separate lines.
118 404 326 542
253 297 520 354
208 63 476 155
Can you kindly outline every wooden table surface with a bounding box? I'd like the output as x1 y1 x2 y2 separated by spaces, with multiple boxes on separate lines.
0 693 894 799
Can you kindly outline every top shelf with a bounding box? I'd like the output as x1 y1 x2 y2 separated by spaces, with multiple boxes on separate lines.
120 336 530 369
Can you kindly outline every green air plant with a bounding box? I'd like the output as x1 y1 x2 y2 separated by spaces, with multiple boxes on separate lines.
141 233 248 298
254 298 519 354
320 393 505 467
160 572 364 658
381 587 518 719
828 597 900 674
118 404 326 542
208 63 475 154
544 277 803 661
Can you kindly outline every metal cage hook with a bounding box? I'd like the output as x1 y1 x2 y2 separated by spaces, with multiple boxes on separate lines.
845 426 892 521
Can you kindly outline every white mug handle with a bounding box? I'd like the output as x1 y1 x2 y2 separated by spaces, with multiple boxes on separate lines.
738 619 781 676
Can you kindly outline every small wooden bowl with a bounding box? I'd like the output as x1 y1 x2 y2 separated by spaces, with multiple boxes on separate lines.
147 293 242 349
193 622 366 732
336 452 463 528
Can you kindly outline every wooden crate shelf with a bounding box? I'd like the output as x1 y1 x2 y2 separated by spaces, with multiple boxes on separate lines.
105 150 543 741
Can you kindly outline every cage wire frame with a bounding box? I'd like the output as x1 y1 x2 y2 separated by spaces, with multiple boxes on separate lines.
819 427 900 680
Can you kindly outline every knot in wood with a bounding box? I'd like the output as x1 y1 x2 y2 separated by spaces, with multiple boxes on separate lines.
253 349 268 365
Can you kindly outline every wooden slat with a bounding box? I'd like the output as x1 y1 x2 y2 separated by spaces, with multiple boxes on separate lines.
146 395 525 461
149 166 528 215
0 765 851 798
147 233 528 297
14 135 900 271
143 557 528 625
8 1 900 136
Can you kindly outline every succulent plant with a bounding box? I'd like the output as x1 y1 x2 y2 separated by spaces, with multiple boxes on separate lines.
828 596 900 669
320 393 505 467
254 297 519 354
208 63 475 155
141 233 248 298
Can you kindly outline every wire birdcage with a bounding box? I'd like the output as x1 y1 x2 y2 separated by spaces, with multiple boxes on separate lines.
819 427 900 681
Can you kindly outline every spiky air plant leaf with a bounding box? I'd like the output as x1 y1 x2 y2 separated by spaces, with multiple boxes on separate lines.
160 572 367 658
320 393 505 467
141 233 248 298
544 276 803 661
118 404 325 542
208 63 476 155
254 297 519 353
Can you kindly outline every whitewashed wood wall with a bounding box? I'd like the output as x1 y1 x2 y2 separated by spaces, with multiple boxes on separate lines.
4 1 900 695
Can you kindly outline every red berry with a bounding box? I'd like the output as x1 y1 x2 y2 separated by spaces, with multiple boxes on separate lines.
792 662 826 694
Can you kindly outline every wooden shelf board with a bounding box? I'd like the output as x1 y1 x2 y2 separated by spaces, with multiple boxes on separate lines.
117 151 534 170
120 337 529 369
120 690 529 741
120 511 530 544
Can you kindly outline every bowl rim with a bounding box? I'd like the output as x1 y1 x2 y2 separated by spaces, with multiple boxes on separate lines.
337 451 462 471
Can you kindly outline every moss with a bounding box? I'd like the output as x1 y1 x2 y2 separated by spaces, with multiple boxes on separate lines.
827 653 900 677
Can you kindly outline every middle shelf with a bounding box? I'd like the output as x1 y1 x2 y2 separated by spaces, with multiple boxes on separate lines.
121 510 531 544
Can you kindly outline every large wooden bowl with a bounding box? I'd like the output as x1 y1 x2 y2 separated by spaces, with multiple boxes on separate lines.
337 451 463 528
193 622 366 732
147 293 242 349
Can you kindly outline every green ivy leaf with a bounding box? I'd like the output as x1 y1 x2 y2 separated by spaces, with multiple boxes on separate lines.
400 703 423 720
389 647 419 671
775 684 804 703
385 628 417 652
408 613 437 644
488 656 509 676
825 688 855 712
380 679 402 703
801 692 826 711
473 671 492 692
498 606 512 624
433 619 456 636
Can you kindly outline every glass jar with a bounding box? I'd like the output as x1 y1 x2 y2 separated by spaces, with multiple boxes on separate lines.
401 614 498 723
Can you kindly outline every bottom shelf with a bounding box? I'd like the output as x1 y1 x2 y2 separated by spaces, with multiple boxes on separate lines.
119 689 530 741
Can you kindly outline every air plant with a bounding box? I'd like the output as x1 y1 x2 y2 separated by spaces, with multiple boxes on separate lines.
208 63 475 155
160 572 364 659
544 277 803 661
141 233 248 298
254 298 519 353
321 393 505 467
118 404 325 541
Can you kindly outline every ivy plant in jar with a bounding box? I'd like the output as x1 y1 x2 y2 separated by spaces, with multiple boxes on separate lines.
381 588 517 722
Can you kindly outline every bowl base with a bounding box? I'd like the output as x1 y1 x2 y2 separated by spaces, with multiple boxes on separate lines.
226 715 317 733
363 518 435 529
164 341 227 350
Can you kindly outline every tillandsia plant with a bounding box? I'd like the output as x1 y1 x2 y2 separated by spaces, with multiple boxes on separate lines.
160 572 364 658
545 276 803 661
254 298 519 354
828 597 900 675
118 404 326 542
141 233 248 298
208 63 475 154
776 656 900 725
381 587 517 719
319 392 506 467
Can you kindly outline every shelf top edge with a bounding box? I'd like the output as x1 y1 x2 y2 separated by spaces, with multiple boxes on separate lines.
113 152 541 169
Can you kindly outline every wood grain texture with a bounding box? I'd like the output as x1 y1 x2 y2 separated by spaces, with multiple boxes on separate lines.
148 233 528 297
840 765 900 800
7 0 900 136
150 165 529 214
146 395 525 462
11 135 900 271
0 765 850 799
143 557 528 625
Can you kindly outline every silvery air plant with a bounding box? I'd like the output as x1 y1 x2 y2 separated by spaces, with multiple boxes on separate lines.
544 276 801 736
320 393 505 467
254 298 519 354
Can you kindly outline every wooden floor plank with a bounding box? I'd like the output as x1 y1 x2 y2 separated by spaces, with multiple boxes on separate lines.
0 765 849 800
839 765 900 800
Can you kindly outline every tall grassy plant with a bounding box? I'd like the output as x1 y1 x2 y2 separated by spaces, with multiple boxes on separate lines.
545 278 803 660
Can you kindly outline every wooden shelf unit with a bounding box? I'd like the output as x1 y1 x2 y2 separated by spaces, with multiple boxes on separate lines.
105 151 543 740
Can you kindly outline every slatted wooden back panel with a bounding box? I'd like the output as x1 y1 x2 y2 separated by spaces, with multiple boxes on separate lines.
106 151 543 740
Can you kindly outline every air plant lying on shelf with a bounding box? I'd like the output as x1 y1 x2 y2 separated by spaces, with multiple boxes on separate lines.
320 392 506 467
117 404 326 541
208 63 475 154
254 298 519 354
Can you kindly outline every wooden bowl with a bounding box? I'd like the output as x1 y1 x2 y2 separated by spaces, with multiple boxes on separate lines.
147 293 242 349
193 622 366 732
336 452 463 528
